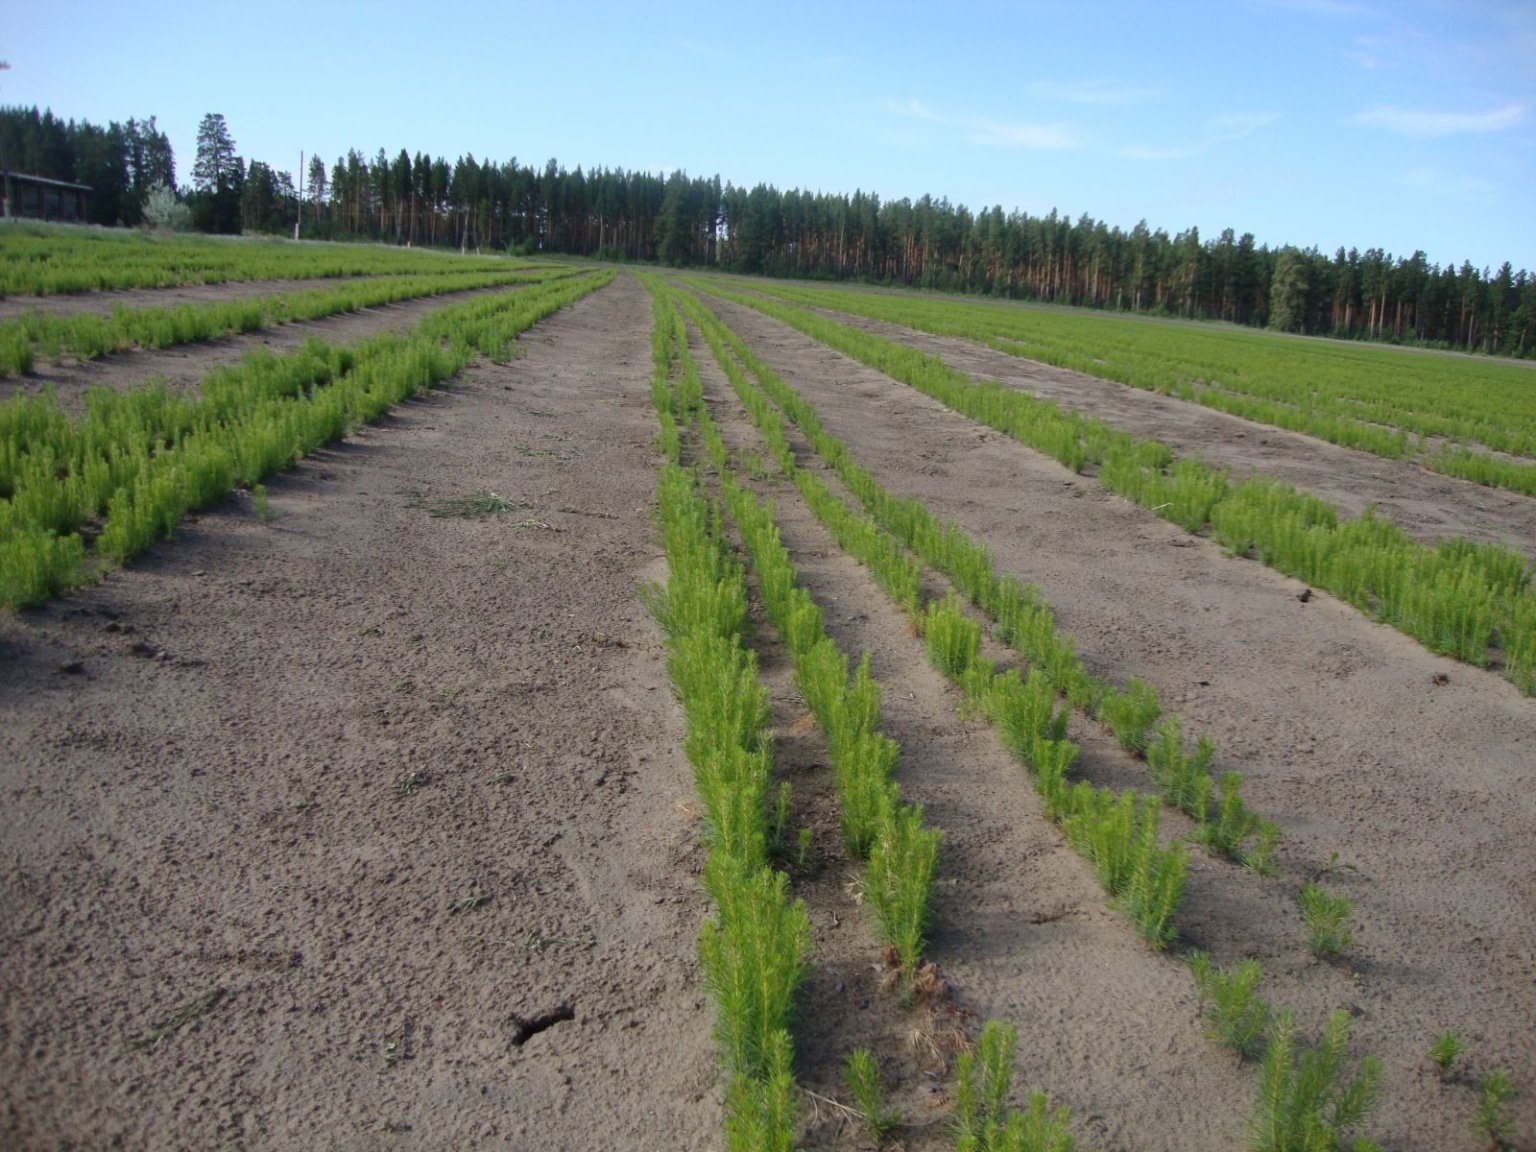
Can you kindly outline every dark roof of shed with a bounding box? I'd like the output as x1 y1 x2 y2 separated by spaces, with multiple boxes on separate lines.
4 172 93 192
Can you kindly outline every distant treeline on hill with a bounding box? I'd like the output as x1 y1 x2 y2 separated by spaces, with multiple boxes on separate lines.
3 104 1534 357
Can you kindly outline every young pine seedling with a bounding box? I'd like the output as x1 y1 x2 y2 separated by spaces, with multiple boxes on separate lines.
1189 952 1272 1061
844 1048 899 1143
1253 1010 1381 1152
1472 1069 1515 1150
251 483 277 522
1299 883 1354 960
1427 1030 1463 1080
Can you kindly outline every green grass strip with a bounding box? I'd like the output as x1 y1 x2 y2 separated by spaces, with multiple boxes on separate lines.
0 223 562 296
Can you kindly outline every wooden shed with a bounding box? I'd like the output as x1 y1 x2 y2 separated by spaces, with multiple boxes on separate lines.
2 172 91 223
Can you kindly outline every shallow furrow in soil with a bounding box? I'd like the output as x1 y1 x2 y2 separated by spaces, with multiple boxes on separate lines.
0 273 720 1150
702 293 1536 1151
688 318 1253 1151
801 302 1536 563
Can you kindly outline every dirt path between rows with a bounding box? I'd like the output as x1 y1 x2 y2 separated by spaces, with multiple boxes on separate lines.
791 298 1536 563
0 274 721 1150
699 291 1536 1152
0 284 521 415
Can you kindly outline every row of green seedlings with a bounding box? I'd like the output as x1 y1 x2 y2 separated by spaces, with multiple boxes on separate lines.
0 223 538 297
0 272 613 611
745 280 1536 502
685 287 1399 1152
658 283 1090 1152
0 266 571 377
692 280 1536 695
677 283 1276 879
677 285 1185 949
645 291 804 1151
658 280 941 992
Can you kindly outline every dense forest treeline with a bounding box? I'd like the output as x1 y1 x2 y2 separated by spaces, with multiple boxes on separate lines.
3 104 1534 356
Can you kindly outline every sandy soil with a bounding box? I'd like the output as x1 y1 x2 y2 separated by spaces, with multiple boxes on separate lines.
1 277 720 1150
3 271 1532 1151
694 288 1536 1151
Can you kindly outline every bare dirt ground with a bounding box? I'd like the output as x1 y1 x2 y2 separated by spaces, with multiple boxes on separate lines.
1 276 721 1150
696 288 1536 1152
3 270 1533 1151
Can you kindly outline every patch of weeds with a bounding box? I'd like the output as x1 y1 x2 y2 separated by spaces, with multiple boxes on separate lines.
521 930 580 957
395 770 429 797
514 444 555 459
1320 851 1360 882
124 987 225 1052
419 490 525 519
450 888 492 914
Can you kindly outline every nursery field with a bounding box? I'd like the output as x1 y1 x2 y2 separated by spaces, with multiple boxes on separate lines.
1 255 1533 1152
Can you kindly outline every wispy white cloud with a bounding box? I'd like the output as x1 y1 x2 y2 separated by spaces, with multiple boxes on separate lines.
1210 112 1284 140
885 98 1079 150
1117 112 1281 161
1118 144 1201 161
968 120 1079 150
1029 79 1161 107
884 97 945 123
1352 102 1526 136
1397 166 1497 198
1252 0 1378 16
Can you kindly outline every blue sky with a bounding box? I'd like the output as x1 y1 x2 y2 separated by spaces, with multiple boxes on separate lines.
4 0 1532 271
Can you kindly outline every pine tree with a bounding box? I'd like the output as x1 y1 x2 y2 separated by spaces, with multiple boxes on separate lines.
191 112 241 233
